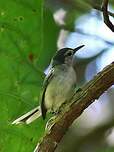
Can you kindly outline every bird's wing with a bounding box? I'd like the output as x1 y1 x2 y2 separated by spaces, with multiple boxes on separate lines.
41 68 54 119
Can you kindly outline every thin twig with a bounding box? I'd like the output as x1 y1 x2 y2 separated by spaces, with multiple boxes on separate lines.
102 0 114 32
36 62 114 152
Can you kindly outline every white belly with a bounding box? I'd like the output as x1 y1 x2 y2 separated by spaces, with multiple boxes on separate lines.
44 66 76 112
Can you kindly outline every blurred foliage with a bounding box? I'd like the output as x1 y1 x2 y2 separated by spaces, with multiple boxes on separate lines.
0 0 114 152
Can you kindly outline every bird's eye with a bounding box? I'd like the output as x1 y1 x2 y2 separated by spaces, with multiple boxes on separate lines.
67 51 72 56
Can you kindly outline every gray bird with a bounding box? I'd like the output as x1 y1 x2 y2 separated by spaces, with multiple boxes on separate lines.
12 45 84 124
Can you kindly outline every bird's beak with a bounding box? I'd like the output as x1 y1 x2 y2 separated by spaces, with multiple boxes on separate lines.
73 45 85 54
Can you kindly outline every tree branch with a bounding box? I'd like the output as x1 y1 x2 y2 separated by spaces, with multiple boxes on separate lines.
36 62 114 152
102 0 114 32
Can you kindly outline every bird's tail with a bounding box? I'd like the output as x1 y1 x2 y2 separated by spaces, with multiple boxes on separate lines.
12 106 41 125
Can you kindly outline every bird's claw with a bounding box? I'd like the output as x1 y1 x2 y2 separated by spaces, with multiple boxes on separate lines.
45 115 59 132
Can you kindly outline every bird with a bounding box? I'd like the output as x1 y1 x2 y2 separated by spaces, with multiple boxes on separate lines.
12 45 84 125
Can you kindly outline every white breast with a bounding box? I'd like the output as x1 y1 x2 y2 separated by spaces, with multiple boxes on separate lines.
44 65 76 112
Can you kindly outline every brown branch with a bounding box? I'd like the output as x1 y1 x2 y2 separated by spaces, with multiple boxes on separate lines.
102 0 114 32
36 62 114 152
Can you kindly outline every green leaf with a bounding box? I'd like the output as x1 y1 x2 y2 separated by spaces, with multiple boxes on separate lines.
0 0 52 151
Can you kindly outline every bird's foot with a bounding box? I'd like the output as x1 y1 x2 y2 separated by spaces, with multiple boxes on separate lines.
45 115 60 132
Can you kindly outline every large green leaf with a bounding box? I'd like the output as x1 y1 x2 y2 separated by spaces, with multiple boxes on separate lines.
0 0 59 152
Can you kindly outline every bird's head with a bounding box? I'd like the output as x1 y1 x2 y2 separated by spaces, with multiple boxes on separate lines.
52 45 84 66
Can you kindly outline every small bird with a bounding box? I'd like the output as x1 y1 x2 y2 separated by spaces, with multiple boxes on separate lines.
12 45 84 124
